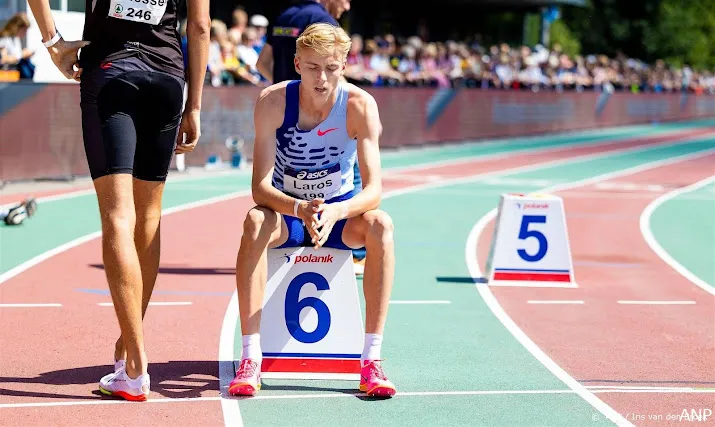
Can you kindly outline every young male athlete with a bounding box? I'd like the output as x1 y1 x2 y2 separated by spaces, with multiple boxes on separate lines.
257 0 366 277
229 23 397 398
27 0 209 402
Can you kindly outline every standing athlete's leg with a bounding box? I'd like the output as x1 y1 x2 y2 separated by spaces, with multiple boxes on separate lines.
114 72 184 365
342 209 397 397
87 73 150 386
81 68 148 396
113 179 166 363
94 173 148 380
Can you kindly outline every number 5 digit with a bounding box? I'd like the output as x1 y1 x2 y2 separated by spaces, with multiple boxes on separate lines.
517 215 548 262
284 272 331 343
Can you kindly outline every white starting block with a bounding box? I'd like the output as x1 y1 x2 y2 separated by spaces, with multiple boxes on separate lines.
485 193 577 288
259 247 364 380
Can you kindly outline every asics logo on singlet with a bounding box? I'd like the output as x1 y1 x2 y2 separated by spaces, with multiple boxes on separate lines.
297 170 329 180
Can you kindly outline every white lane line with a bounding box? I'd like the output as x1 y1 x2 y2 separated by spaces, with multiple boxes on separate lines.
527 300 585 304
384 134 715 200
0 190 251 285
590 389 714 394
0 125 653 211
218 291 243 426
97 302 192 307
0 169 246 211
2 387 714 409
617 300 696 305
8 133 692 289
389 300 451 304
0 303 62 307
585 386 696 391
461 148 715 427
640 175 715 296
381 126 694 174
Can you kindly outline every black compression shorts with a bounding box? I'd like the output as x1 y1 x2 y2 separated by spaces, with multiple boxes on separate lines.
79 56 185 181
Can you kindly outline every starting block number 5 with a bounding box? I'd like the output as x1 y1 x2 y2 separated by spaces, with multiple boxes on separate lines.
260 247 364 379
517 215 548 262
486 193 576 286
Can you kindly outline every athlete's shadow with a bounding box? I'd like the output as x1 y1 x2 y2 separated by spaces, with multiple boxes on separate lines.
247 382 391 401
89 263 235 276
436 276 486 284
259 381 357 395
0 361 220 401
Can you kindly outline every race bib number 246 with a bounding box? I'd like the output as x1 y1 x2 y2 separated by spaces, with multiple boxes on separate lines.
108 0 167 25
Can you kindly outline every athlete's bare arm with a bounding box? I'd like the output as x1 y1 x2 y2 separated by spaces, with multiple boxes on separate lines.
27 0 89 80
256 43 274 83
175 0 210 153
184 0 210 113
343 84 383 216
252 82 322 234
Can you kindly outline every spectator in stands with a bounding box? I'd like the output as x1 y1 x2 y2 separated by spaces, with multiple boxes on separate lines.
249 14 268 53
208 19 229 86
0 13 35 79
202 8 713 94
236 26 261 79
345 34 377 85
228 6 248 45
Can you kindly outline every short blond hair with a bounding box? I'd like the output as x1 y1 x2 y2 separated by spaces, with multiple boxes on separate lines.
296 23 351 60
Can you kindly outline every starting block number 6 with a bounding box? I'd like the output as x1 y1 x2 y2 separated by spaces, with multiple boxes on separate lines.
260 247 364 378
285 272 331 343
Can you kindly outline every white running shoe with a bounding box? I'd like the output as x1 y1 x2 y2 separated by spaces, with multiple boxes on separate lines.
99 366 150 401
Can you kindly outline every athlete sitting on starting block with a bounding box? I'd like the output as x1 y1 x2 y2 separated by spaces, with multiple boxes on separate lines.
230 22 396 398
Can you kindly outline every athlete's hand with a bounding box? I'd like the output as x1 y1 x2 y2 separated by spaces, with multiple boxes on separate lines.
176 109 201 154
47 39 89 81
297 199 323 243
311 200 347 249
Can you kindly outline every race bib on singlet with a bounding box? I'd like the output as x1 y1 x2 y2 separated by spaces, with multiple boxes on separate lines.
108 0 167 25
284 163 341 200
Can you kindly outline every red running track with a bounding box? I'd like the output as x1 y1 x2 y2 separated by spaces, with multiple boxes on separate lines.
478 154 715 427
0 130 709 425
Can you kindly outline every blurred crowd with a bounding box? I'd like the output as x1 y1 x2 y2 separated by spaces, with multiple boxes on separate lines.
2 7 713 95
343 37 715 95
200 6 714 95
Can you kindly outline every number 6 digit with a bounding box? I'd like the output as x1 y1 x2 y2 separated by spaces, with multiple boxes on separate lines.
517 215 548 262
284 272 331 343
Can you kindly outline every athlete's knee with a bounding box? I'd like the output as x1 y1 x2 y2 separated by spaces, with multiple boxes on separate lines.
365 210 394 247
102 210 136 237
243 207 277 241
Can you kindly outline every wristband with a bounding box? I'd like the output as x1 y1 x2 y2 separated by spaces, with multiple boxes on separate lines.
43 30 61 48
293 199 300 217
